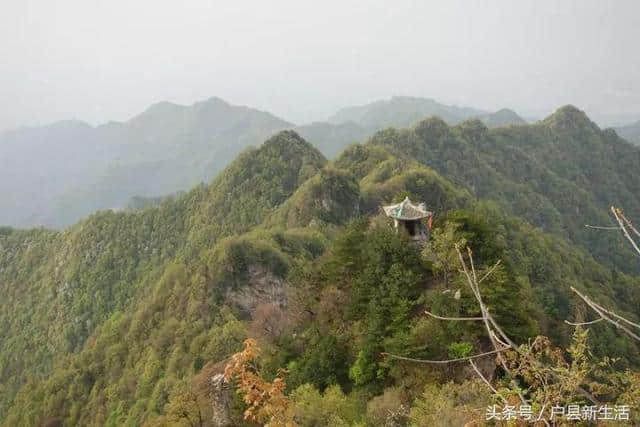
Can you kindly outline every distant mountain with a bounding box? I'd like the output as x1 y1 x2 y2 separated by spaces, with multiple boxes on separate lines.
0 97 292 228
0 95 527 228
297 97 527 158
478 108 527 127
294 121 369 158
328 96 488 129
0 120 116 227
615 120 640 145
328 96 526 130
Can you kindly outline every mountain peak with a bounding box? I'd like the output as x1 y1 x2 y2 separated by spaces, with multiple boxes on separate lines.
543 105 598 131
328 96 488 128
193 96 231 109
493 108 523 119
135 101 185 121
263 130 318 154
480 108 526 127
388 95 437 105
135 97 234 121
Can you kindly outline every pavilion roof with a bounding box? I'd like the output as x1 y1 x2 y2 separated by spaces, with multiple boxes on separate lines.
382 197 431 220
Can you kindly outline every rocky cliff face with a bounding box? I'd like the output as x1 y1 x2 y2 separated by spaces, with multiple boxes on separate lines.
224 264 289 316
209 374 233 427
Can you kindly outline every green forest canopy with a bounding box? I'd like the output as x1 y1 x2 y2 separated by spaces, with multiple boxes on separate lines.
1 107 639 426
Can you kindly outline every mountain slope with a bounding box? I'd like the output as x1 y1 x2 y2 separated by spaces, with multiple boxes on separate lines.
3 105 640 426
365 106 640 273
3 130 639 426
0 98 293 228
0 131 325 422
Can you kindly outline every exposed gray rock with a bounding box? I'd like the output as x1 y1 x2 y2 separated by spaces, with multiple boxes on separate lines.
209 374 232 427
224 264 288 316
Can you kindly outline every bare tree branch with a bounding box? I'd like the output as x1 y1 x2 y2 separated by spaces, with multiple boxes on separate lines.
618 208 640 239
611 206 640 256
569 286 640 341
424 309 484 321
454 245 532 408
584 225 620 230
382 347 510 365
398 242 602 415
564 318 604 326
586 298 640 330
469 359 507 404
477 260 502 284
577 207 640 338
453 247 600 406
490 330 510 348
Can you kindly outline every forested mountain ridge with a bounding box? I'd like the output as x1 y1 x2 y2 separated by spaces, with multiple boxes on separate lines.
296 96 528 160
0 96 529 229
1 123 640 425
366 105 640 273
0 131 325 423
0 97 293 228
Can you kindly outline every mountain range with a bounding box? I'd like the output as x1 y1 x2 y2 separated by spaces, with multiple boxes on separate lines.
1 107 639 424
0 96 529 228
0 97 292 228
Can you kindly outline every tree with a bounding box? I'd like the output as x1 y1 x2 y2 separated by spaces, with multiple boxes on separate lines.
422 221 467 286
224 339 296 426
576 206 640 341
384 244 639 425
163 384 203 427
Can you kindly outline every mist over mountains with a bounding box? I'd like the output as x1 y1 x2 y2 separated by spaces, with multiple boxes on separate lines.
615 120 640 146
0 97 291 227
1 94 638 230
326 96 527 129
1 96 532 228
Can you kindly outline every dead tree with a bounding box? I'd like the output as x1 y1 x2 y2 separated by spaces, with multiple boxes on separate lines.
573 206 640 341
384 243 610 425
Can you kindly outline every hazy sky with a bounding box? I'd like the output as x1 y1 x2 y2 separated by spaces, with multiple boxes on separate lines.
1 0 639 131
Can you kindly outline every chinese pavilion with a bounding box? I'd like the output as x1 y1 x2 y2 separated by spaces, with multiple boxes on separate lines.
382 197 432 241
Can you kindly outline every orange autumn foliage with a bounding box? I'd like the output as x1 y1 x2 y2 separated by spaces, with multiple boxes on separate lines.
224 339 297 426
